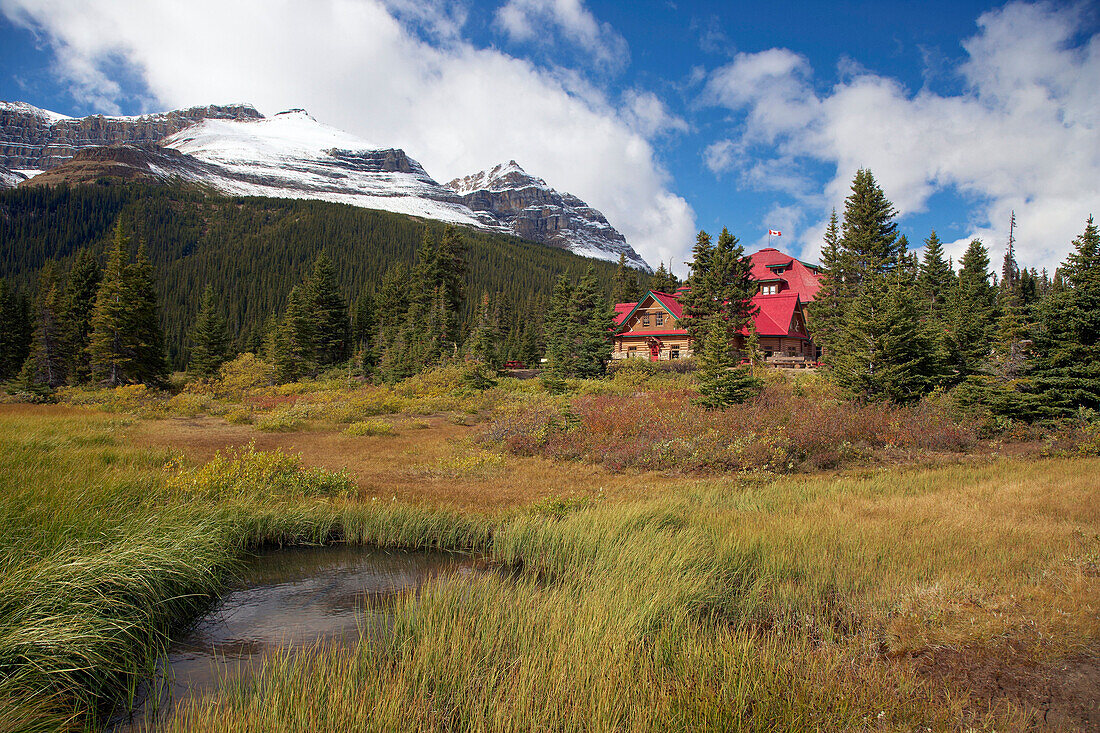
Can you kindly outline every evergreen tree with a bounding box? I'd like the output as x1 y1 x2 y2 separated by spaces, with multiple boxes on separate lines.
374 263 410 359
306 252 350 366
62 249 101 383
839 168 903 282
611 253 642 304
1000 210 1019 300
465 292 499 367
1030 216 1100 413
648 262 680 294
917 231 954 318
544 275 576 376
814 208 845 355
948 239 996 378
189 284 230 377
571 266 614 378
833 275 930 402
680 227 756 347
88 223 167 386
271 285 317 383
19 263 69 391
127 241 168 385
696 316 761 409
0 279 32 381
352 292 376 372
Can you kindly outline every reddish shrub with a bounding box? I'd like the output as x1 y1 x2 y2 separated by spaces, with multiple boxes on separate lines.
484 383 977 473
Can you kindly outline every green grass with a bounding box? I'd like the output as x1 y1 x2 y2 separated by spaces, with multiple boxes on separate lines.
0 406 1097 732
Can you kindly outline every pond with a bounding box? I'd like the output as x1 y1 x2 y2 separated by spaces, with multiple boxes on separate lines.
116 545 480 729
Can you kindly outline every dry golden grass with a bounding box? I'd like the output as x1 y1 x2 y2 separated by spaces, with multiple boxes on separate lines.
128 411 677 512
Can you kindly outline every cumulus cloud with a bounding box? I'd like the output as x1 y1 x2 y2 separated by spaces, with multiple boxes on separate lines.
702 1 1099 272
0 0 694 271
621 89 688 138
494 0 629 73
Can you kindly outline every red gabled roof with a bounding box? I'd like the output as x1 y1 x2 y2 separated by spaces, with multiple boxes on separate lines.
650 291 683 319
739 292 807 338
748 247 821 302
613 301 635 328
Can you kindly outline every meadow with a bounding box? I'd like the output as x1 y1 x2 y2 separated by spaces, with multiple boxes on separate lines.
0 364 1098 731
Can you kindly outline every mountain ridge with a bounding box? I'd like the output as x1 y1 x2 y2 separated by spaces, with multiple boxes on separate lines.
0 101 650 270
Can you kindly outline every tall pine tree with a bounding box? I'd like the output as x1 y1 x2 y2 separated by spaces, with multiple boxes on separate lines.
306 252 350 367
948 239 996 378
62 249 101 383
189 284 230 377
19 263 69 391
611 253 642 304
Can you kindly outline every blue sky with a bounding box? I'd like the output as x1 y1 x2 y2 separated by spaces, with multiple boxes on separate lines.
1 0 1096 274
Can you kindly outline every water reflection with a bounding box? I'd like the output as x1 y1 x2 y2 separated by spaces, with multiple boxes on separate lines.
119 546 477 729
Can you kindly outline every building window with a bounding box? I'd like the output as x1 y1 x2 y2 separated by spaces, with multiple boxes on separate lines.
656 313 664 326
670 350 679 360
628 346 637 357
761 283 778 295
642 314 650 327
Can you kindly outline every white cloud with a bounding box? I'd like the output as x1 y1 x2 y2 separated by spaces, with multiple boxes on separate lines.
702 1 1100 272
0 0 694 271
621 89 688 138
494 0 629 73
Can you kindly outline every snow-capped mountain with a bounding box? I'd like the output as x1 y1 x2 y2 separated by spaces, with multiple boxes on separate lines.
444 161 650 271
0 101 650 269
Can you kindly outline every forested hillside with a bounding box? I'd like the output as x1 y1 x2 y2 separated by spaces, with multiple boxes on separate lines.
0 183 620 365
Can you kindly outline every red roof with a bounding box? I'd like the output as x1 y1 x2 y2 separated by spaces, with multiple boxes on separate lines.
740 292 806 338
748 247 821 302
612 287 809 341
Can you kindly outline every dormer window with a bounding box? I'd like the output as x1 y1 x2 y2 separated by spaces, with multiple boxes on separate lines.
761 283 779 295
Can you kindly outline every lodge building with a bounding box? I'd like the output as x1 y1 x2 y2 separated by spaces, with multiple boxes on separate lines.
611 247 822 364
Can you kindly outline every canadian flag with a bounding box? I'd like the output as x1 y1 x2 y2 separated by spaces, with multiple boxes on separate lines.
768 229 781 236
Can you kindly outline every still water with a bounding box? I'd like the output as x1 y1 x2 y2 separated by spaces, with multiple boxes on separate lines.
117 545 479 729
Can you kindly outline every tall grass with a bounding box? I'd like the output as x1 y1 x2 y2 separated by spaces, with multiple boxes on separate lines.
1 406 1096 731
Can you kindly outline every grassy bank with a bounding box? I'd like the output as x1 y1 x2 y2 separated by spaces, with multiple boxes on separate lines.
1 404 1097 731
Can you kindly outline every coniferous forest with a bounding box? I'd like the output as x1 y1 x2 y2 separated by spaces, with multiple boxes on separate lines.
0 182 622 371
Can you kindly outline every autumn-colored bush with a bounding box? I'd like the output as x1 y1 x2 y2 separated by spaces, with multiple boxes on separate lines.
485 380 977 473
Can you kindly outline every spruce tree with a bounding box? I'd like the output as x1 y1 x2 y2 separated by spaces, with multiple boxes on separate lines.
839 168 902 282
832 275 930 402
1030 216 1100 413
189 284 230 377
681 227 756 348
272 285 317 383
611 253 642 304
465 292 499 367
127 241 168 385
62 249 101 383
814 208 845 355
917 231 954 318
571 266 614 378
648 262 679 294
306 252 350 367
948 239 996 378
696 315 761 409
19 263 69 391
0 279 32 381
89 222 166 386
543 275 576 377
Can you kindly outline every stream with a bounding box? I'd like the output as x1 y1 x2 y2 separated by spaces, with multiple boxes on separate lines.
115 545 480 729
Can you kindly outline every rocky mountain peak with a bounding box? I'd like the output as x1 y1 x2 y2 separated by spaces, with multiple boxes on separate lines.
444 162 651 271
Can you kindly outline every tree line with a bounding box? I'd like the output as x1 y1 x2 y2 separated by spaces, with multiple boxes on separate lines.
815 168 1099 418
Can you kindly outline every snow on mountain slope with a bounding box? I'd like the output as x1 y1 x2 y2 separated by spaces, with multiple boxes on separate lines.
445 160 650 271
0 101 650 269
160 110 489 227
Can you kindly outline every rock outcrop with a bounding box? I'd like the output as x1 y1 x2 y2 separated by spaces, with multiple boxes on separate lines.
445 161 649 271
0 101 262 171
0 102 650 269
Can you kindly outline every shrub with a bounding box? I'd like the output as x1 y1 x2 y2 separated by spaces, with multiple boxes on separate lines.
166 442 354 502
254 409 303 432
224 407 254 425
216 353 274 396
484 382 977 473
344 419 396 437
